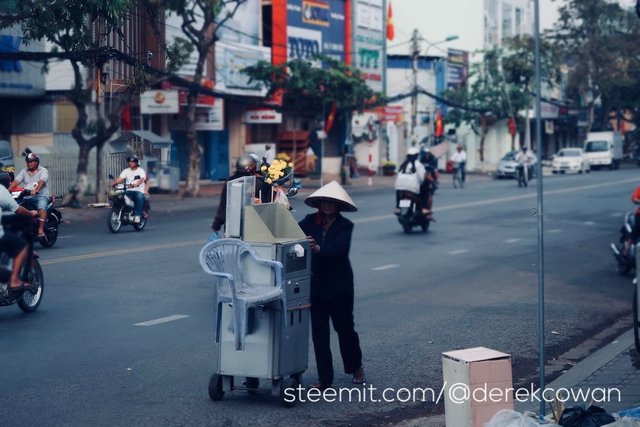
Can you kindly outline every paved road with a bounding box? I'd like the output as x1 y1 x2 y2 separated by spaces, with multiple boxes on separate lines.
0 168 637 426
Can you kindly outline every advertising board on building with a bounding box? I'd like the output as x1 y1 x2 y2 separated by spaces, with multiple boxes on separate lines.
140 90 179 114
447 49 469 90
354 0 384 92
194 99 224 131
214 41 270 96
243 109 283 124
0 26 45 97
287 0 346 62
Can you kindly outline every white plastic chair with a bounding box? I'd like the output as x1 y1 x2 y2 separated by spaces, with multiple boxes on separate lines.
199 238 286 351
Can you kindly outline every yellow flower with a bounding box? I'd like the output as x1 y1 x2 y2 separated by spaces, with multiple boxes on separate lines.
261 165 267 171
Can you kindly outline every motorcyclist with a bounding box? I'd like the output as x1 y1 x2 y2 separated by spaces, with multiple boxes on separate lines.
8 153 50 238
420 150 439 220
394 147 427 215
515 146 536 182
621 185 640 256
111 155 146 224
0 172 37 290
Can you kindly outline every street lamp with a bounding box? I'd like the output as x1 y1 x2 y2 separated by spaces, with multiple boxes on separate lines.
410 33 458 145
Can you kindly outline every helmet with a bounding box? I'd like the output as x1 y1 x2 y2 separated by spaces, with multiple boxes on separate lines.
407 147 420 156
235 154 257 175
247 152 262 166
522 146 528 152
25 153 39 163
127 155 139 164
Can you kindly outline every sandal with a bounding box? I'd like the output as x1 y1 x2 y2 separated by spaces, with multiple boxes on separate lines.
308 382 332 391
352 367 366 385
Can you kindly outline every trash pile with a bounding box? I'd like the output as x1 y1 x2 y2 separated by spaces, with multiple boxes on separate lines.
486 406 640 426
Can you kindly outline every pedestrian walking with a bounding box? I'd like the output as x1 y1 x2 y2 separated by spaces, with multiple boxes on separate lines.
298 181 366 390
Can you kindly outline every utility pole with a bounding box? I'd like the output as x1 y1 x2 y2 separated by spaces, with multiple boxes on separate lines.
410 29 420 145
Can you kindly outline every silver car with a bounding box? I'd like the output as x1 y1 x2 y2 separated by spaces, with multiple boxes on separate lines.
496 151 519 179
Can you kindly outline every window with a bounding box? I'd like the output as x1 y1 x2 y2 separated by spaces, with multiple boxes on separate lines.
502 3 513 39
55 102 78 132
515 7 522 35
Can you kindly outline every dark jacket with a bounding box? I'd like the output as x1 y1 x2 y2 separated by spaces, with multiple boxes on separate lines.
298 213 355 302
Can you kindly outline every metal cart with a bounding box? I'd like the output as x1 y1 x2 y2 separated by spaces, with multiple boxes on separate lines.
200 178 311 407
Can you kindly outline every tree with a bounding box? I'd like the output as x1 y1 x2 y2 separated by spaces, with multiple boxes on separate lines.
11 0 139 204
444 48 514 162
501 34 561 150
553 0 640 134
243 55 376 117
161 0 247 197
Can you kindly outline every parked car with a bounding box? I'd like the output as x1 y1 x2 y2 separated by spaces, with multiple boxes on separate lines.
551 148 591 174
496 151 518 179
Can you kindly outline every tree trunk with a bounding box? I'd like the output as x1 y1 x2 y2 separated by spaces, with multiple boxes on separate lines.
183 48 208 198
61 142 92 207
96 141 106 203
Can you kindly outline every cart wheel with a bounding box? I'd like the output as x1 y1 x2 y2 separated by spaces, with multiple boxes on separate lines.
208 374 224 401
279 377 299 408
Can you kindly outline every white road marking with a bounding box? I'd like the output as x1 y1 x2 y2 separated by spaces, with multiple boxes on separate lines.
135 315 190 327
584 221 596 226
448 249 468 255
372 264 399 271
57 235 75 239
548 229 563 233
611 212 623 217
504 238 521 243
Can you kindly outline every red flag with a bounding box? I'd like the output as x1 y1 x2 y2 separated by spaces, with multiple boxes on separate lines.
434 108 444 138
121 104 132 130
508 117 517 137
324 103 337 133
386 2 395 41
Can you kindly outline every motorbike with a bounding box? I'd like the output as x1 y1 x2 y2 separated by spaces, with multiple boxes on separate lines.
107 174 148 233
11 183 62 248
396 190 430 233
0 214 45 312
610 212 636 276
515 163 535 187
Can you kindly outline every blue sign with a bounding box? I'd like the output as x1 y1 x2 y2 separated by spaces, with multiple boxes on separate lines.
287 0 345 61
0 35 22 73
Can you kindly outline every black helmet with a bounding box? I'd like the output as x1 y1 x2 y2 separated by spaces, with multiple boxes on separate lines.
0 172 10 189
25 152 39 163
127 155 139 164
236 154 257 175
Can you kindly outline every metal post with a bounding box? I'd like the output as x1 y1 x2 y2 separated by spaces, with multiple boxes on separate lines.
410 29 420 143
533 0 546 418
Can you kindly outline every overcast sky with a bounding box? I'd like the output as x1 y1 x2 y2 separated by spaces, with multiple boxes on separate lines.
387 0 636 56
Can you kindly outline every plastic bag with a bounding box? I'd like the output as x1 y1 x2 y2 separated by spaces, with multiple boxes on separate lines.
394 171 420 193
603 418 640 426
207 230 221 242
559 405 615 427
485 409 556 427
617 407 640 419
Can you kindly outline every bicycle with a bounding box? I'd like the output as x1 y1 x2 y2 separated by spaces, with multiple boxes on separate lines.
452 163 464 189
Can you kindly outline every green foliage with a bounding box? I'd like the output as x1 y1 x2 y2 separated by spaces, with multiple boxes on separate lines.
552 0 640 121
243 54 378 116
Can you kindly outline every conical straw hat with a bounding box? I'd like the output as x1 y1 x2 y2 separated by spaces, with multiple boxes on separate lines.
304 180 357 212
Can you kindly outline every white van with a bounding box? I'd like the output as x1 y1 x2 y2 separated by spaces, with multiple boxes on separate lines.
584 131 623 170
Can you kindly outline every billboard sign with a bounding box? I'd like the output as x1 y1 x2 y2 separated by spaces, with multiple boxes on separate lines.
140 90 179 114
0 27 45 97
354 0 384 92
287 0 346 61
447 49 469 90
